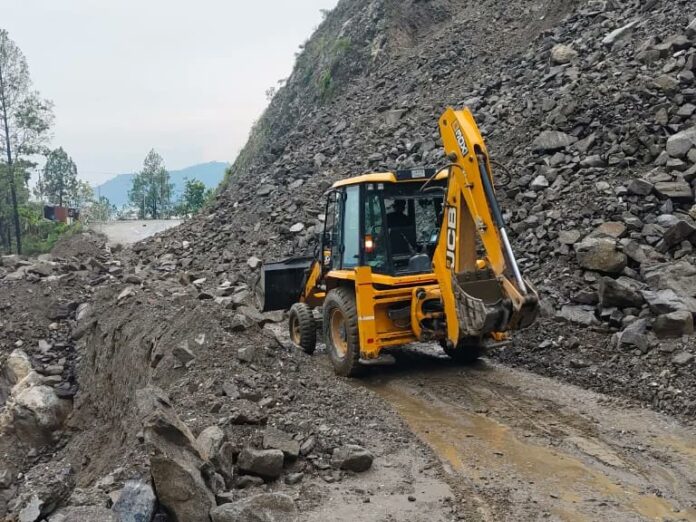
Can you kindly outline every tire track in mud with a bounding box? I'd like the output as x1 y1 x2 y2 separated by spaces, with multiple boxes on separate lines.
361 347 696 522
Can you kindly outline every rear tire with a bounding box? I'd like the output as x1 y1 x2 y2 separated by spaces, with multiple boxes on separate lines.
323 288 361 377
442 337 483 364
289 303 317 354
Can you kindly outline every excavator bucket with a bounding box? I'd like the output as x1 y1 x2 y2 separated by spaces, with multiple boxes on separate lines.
452 272 539 337
255 257 314 312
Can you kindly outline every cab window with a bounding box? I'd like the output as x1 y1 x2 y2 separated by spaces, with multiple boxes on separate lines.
342 185 360 268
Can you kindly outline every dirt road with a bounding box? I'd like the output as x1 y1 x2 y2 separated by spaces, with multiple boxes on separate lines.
89 219 182 245
359 345 696 521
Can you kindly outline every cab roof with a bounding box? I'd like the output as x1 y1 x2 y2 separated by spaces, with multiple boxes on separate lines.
331 168 448 189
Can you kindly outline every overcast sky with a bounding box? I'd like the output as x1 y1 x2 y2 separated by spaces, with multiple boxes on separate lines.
0 0 338 185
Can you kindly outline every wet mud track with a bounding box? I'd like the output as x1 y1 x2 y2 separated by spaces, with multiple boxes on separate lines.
361 346 696 521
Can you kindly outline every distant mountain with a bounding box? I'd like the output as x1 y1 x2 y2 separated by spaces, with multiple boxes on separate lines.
95 161 228 208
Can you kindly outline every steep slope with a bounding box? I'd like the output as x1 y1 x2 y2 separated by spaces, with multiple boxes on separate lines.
137 0 696 415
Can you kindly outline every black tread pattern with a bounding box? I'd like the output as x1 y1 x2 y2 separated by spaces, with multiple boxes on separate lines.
323 287 362 377
289 302 317 354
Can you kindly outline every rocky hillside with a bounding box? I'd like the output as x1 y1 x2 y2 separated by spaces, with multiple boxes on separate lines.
2 0 696 520
141 0 696 414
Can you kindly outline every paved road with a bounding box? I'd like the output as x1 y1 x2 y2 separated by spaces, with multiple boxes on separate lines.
89 220 182 245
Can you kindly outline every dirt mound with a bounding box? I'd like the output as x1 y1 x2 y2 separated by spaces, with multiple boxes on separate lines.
51 231 110 260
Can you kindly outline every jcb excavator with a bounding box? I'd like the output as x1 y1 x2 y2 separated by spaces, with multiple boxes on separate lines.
257 107 539 376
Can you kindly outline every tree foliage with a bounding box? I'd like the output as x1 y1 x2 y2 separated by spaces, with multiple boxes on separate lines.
42 147 77 206
128 149 173 219
175 178 212 216
0 29 53 253
87 196 116 222
0 161 29 251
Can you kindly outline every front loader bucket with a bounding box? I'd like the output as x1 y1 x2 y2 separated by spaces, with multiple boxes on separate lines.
255 257 314 312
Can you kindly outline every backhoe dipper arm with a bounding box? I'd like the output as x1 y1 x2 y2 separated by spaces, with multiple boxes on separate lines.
433 107 538 345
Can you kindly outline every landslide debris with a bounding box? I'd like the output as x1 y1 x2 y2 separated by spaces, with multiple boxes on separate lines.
135 0 696 416
1 232 452 520
3 0 696 519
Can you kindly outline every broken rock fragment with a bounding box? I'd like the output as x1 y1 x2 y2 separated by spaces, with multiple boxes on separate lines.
575 237 627 274
136 386 215 522
331 445 374 472
210 493 296 522
532 130 577 153
236 447 284 480
653 311 694 339
111 479 157 522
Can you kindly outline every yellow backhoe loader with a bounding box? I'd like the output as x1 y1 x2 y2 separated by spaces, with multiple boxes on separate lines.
257 107 539 376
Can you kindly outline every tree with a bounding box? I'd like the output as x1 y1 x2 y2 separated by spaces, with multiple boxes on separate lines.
0 29 53 253
128 149 173 219
42 147 77 206
67 179 93 209
88 196 115 222
0 162 29 250
176 178 212 216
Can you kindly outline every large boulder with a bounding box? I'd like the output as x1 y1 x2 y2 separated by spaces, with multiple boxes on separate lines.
654 180 694 202
643 261 696 312
557 305 599 326
331 445 374 472
237 448 284 480
12 385 71 446
660 220 696 250
197 426 225 461
653 311 694 339
263 427 300 461
4 349 32 385
615 319 650 352
137 386 214 522
111 480 157 522
575 237 627 274
642 289 692 314
550 44 578 64
210 493 296 522
532 130 577 153
598 277 644 308
666 126 696 158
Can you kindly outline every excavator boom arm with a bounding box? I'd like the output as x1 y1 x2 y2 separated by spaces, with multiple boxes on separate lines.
433 107 538 345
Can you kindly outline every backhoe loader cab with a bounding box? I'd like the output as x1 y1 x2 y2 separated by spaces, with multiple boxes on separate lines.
324 170 447 277
258 107 539 376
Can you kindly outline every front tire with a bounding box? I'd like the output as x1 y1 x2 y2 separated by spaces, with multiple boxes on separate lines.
289 303 317 354
441 337 483 364
323 288 361 377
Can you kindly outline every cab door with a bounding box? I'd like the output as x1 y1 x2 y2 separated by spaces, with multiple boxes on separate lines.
341 185 361 269
322 190 343 272
322 185 362 272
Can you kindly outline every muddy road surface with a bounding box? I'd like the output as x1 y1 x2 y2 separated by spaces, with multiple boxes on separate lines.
355 345 696 521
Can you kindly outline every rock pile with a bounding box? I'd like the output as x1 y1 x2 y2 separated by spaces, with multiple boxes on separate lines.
130 0 695 414
4 0 696 519
2 231 386 520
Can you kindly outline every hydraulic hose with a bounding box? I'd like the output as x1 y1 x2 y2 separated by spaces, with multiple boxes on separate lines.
477 154 527 295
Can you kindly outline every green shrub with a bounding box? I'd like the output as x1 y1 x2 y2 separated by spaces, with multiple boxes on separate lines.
318 70 333 98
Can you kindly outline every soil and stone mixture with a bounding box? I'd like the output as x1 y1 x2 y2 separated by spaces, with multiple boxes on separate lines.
1 0 696 520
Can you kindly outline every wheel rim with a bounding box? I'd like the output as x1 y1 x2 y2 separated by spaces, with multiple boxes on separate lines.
290 315 300 344
330 308 348 357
